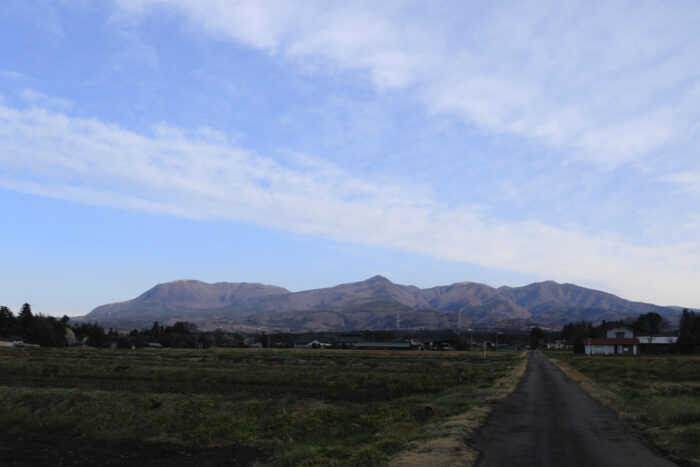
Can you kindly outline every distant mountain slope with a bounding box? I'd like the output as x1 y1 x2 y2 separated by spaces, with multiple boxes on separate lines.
498 281 669 315
239 301 461 332
414 282 528 318
247 275 420 313
82 276 679 331
88 280 290 320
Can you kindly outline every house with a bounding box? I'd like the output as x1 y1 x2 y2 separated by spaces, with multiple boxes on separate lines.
584 328 639 355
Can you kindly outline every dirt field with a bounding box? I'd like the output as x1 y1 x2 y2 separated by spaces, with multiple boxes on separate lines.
0 347 525 465
0 434 265 466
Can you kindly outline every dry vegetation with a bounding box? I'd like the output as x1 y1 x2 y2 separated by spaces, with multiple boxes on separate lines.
0 347 525 466
545 351 700 466
389 354 526 466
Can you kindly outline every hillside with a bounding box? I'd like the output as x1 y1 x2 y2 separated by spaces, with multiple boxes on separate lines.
88 280 290 320
79 276 680 331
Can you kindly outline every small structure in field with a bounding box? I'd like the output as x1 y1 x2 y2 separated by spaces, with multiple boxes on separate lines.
0 336 24 348
636 336 678 345
546 340 569 350
409 339 425 351
584 328 639 355
305 339 332 349
637 335 678 353
429 339 457 351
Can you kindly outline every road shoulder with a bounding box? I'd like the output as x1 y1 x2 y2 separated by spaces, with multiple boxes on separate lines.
390 352 528 467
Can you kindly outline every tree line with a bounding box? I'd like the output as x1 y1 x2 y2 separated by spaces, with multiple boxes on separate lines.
0 304 71 346
0 304 204 348
4 303 700 352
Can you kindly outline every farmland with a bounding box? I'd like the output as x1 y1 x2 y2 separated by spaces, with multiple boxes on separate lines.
0 347 525 466
545 352 700 466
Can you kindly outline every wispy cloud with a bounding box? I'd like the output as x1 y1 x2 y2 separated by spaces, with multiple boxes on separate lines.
20 88 73 111
0 69 27 81
114 0 700 170
1 101 698 305
662 171 700 196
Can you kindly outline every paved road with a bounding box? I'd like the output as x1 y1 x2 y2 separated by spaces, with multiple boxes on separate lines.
473 351 676 467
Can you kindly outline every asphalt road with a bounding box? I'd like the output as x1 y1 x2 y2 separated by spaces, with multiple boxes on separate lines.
473 351 676 467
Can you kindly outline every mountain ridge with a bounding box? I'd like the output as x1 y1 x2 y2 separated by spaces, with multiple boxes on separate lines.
80 276 680 331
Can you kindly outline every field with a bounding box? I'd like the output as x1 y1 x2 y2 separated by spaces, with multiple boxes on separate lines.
0 347 525 466
544 351 700 466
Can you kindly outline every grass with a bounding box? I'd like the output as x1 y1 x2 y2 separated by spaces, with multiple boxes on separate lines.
544 351 700 466
0 347 525 465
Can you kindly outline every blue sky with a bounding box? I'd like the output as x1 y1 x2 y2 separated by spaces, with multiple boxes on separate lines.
1 0 699 316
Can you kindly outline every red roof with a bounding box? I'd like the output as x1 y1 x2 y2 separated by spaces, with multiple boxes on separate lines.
585 338 639 345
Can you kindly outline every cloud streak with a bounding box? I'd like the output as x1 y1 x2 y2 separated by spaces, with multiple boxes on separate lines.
20 88 73 111
116 0 700 169
1 101 698 306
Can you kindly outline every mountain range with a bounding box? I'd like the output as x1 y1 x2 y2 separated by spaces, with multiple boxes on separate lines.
80 276 680 332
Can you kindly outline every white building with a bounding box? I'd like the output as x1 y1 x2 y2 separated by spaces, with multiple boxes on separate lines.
584 328 639 355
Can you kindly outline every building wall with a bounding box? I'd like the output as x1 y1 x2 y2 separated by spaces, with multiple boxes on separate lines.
585 344 615 355
606 328 633 338
585 343 638 355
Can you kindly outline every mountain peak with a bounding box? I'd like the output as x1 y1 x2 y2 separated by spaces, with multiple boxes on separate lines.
535 280 561 286
156 279 202 287
365 275 392 283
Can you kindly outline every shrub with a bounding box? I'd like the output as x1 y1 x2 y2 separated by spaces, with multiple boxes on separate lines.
348 447 387 466
680 424 700 445
652 396 700 426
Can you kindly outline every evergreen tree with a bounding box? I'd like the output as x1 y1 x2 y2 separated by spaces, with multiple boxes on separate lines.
0 306 14 335
529 327 545 349
17 303 34 340
679 309 693 338
19 303 33 324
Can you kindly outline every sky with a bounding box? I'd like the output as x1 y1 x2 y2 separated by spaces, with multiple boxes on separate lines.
1 0 699 317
